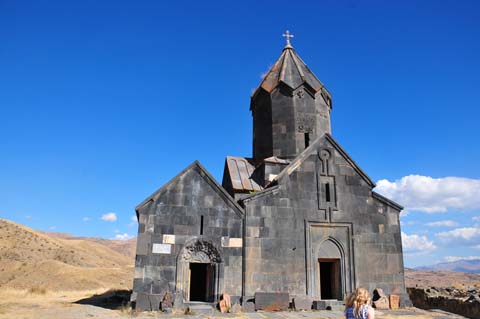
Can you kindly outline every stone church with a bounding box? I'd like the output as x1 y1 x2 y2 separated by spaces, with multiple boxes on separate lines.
132 34 409 311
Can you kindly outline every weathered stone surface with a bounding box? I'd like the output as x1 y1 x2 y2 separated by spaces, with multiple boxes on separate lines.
219 293 231 313
188 304 214 315
161 292 173 310
312 300 343 311
136 293 161 312
293 296 313 310
172 291 185 311
389 294 400 310
242 298 255 313
254 292 289 311
408 287 480 319
373 298 389 310
373 288 390 310
231 303 242 314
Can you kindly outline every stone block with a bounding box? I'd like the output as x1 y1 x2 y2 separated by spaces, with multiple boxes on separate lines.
135 293 150 312
172 291 185 311
136 234 150 256
135 293 161 312
373 288 389 310
312 300 343 311
242 298 255 312
231 303 242 314
373 297 389 310
389 294 400 310
254 292 289 311
188 304 214 315
293 296 313 310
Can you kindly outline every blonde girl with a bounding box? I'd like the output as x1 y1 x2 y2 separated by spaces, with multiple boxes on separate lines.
345 288 375 319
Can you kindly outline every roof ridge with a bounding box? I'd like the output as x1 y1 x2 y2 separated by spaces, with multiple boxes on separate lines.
289 49 305 82
136 161 245 217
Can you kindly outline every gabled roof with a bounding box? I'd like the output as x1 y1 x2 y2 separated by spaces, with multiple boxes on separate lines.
135 161 244 218
224 156 263 192
252 46 331 102
271 133 376 188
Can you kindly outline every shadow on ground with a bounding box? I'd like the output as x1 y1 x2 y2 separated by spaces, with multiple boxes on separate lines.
74 289 132 310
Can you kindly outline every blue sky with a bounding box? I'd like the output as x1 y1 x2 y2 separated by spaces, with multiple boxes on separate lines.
1 0 480 267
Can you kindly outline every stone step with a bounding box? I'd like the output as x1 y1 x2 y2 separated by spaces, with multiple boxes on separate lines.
312 299 344 311
184 303 216 315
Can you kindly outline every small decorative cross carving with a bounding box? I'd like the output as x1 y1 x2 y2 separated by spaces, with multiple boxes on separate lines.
282 30 294 47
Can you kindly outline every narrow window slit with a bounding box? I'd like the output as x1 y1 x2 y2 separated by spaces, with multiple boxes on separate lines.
325 183 331 202
200 215 204 235
304 132 310 148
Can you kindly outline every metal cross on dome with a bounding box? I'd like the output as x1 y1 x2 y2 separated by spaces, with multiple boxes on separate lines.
282 30 294 47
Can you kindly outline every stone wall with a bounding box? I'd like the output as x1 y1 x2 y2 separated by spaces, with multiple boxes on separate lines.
408 287 480 319
242 135 409 304
132 162 244 311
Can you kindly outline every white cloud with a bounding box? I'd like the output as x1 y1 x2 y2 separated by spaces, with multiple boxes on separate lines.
101 212 117 222
82 217 91 222
425 220 458 227
114 233 134 240
401 232 436 254
436 227 480 244
375 175 480 213
400 210 409 217
444 256 480 262
472 244 480 250
49 226 56 230
473 216 480 222
128 215 138 227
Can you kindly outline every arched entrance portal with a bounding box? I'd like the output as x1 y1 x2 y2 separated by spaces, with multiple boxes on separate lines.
306 223 354 301
176 240 223 303
317 239 343 300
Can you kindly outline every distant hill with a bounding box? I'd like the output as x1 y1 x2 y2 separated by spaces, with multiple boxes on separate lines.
416 259 480 273
45 231 137 259
405 268 480 289
0 219 136 291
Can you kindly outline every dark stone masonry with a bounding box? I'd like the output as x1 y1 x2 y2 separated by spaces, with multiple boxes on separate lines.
131 37 410 311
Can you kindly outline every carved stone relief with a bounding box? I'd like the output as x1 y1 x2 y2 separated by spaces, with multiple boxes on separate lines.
317 149 338 220
296 114 315 133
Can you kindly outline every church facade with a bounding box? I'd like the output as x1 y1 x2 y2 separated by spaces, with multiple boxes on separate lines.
132 37 409 311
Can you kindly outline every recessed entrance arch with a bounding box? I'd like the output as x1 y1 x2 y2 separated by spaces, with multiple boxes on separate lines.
306 223 354 301
176 240 223 303
317 239 343 300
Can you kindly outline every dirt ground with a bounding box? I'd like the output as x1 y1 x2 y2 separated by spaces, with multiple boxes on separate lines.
0 289 469 319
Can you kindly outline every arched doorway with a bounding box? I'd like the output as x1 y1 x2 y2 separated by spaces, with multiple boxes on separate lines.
306 223 354 301
317 239 343 300
176 240 223 303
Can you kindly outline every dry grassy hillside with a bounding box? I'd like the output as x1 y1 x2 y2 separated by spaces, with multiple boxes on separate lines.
405 268 480 289
0 219 136 291
46 232 137 259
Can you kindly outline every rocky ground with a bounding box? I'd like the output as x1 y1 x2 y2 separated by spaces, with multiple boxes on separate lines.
405 268 480 318
0 288 470 319
407 287 480 319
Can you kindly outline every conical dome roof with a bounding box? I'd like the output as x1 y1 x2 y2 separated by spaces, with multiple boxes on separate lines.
253 45 331 100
